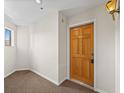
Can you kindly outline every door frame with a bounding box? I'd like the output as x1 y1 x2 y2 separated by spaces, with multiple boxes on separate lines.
67 19 96 89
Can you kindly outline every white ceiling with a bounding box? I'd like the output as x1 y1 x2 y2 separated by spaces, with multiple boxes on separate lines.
5 0 107 25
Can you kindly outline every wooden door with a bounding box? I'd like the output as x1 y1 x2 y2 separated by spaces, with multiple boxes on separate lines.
70 23 94 86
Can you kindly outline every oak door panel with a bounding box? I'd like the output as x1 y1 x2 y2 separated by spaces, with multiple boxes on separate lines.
70 23 94 86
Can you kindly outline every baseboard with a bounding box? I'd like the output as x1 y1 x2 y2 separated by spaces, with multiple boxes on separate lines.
4 68 30 78
70 79 94 90
4 68 60 86
4 69 16 78
58 78 67 86
15 68 30 71
94 88 108 93
70 79 108 93
30 69 59 86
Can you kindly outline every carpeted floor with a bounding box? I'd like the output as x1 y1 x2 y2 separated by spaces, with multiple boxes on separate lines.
4 70 98 93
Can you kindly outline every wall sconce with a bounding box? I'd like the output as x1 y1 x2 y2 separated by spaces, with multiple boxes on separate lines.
106 0 120 20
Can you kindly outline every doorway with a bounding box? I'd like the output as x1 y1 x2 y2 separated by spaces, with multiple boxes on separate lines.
70 23 94 86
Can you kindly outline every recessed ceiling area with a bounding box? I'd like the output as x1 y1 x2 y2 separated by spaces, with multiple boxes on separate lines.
5 0 107 25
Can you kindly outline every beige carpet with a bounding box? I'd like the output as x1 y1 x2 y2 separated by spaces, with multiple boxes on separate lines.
4 70 98 93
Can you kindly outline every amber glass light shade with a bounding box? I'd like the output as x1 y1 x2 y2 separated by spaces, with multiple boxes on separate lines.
106 0 117 13
106 0 118 20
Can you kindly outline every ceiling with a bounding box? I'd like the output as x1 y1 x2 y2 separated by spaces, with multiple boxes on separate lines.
5 0 107 25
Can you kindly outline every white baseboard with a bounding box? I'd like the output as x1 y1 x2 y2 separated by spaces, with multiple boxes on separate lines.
30 69 59 86
95 88 108 93
58 78 67 86
70 79 94 90
15 68 30 71
4 68 60 86
70 79 108 93
4 68 30 78
4 69 16 78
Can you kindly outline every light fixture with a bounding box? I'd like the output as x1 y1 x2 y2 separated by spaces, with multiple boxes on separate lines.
35 0 41 4
106 0 120 20
35 0 43 10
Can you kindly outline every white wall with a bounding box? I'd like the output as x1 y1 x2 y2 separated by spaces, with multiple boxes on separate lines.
4 15 17 77
4 15 30 75
4 11 68 85
16 26 30 69
29 11 68 85
58 12 67 83
115 14 120 93
29 12 59 84
67 4 115 93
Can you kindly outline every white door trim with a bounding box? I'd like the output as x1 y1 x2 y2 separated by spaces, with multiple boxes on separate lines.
66 19 97 89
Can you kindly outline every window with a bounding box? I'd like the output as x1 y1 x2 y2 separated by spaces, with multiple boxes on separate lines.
5 28 11 46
